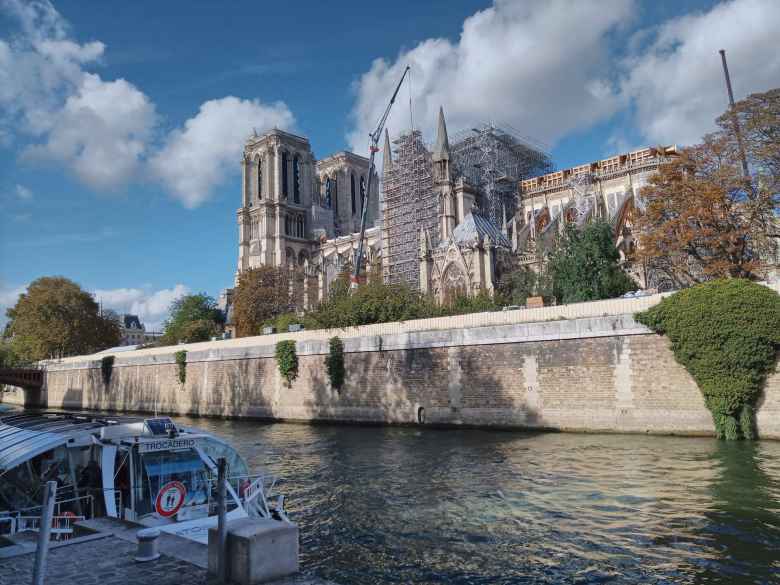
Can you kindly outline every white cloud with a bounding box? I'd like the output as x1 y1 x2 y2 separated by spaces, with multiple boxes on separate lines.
348 0 634 154
618 0 780 147
15 184 32 200
1 0 298 207
93 284 189 331
0 283 27 330
22 73 156 189
0 0 156 189
150 97 294 208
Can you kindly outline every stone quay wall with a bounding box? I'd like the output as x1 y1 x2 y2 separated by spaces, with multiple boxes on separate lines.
4 292 780 438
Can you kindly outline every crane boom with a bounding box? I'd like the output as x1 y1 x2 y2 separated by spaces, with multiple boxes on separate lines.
351 65 411 287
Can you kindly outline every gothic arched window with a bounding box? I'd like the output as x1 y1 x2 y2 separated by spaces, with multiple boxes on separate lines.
332 177 338 213
293 156 301 204
257 157 263 200
350 173 356 215
281 151 289 198
325 177 332 208
360 176 366 212
284 215 291 235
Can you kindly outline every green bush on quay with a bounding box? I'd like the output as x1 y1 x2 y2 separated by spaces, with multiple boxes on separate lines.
326 336 345 391
275 340 298 386
175 350 187 385
636 279 780 440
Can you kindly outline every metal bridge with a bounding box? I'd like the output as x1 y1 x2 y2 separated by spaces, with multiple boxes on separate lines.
0 368 44 389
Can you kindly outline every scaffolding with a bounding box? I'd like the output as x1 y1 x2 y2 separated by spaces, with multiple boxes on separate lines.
450 123 552 229
381 122 551 290
382 130 437 287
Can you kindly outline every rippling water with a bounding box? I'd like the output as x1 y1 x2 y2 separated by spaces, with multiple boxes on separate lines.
164 417 780 584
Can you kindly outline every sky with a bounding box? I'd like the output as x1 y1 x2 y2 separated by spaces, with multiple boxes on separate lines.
1 0 779 330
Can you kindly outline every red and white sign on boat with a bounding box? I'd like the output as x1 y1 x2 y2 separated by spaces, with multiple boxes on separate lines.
155 481 187 517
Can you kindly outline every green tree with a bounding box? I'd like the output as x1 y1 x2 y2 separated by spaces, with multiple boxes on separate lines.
308 273 434 328
4 276 121 361
636 279 780 440
233 267 292 337
496 264 553 306
0 340 21 367
547 221 636 304
162 293 224 345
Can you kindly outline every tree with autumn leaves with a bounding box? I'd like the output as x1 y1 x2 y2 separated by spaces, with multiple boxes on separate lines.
636 88 779 288
232 266 295 337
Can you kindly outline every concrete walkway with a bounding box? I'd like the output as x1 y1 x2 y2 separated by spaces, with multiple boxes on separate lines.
0 518 335 585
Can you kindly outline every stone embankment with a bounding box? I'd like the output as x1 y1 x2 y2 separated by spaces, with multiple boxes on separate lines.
4 289 780 438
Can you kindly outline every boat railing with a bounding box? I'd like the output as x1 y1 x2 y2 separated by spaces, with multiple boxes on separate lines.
1 494 95 524
199 473 280 519
0 513 86 540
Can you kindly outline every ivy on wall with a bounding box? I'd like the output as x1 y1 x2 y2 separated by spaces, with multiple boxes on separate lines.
175 350 187 385
636 279 780 440
275 340 298 386
100 355 115 387
326 336 345 391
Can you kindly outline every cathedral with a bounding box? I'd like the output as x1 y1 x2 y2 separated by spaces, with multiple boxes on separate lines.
226 108 679 315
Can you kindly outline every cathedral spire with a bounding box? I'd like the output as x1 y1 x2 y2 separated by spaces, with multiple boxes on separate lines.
432 106 450 162
383 128 393 171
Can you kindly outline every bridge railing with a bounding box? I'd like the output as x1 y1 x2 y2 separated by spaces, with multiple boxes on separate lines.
0 367 44 389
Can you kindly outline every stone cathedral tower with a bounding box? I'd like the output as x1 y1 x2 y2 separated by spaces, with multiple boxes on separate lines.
234 128 381 296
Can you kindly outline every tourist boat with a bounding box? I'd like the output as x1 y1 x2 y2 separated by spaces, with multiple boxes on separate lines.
0 411 288 544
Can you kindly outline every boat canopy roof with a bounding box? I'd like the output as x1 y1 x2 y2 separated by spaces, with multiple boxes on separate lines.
0 411 210 475
0 422 67 474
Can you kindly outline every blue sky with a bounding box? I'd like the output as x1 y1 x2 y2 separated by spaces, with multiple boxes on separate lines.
1 0 779 328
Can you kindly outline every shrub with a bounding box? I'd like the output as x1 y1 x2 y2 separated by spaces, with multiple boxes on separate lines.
636 279 780 439
326 336 345 390
275 340 298 386
307 276 434 329
100 355 115 387
265 312 302 334
438 292 502 315
175 350 187 385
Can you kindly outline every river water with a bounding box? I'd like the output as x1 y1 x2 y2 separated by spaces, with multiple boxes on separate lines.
169 416 780 585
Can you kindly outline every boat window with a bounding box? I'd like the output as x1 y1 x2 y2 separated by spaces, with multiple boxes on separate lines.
0 445 76 514
136 449 211 519
197 437 249 480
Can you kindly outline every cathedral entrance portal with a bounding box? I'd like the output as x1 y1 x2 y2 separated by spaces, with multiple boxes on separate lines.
442 263 468 305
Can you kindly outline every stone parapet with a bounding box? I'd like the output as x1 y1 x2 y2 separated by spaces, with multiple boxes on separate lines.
5 289 777 440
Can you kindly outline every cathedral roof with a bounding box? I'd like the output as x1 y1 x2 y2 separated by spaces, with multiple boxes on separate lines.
446 212 511 249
